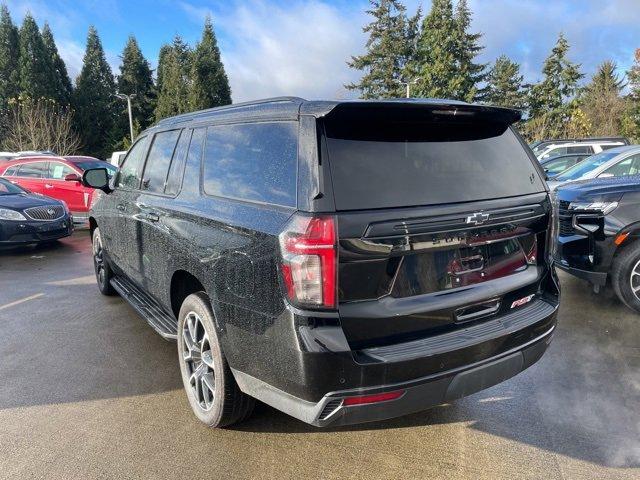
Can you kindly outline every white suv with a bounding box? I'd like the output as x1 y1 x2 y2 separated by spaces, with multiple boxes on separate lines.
537 141 626 161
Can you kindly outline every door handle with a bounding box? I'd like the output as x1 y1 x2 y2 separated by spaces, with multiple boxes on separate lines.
44 184 54 189
116 204 126 212
145 212 160 222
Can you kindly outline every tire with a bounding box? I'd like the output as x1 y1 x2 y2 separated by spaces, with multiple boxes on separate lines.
611 241 640 313
92 227 115 296
177 292 255 427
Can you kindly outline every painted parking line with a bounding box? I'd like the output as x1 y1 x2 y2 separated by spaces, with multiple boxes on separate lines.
0 293 45 311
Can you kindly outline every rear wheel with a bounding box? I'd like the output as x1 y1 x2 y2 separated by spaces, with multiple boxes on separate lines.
611 241 640 313
177 292 254 427
92 227 115 296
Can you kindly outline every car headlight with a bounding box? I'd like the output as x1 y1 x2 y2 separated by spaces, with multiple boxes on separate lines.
0 208 27 221
569 201 619 215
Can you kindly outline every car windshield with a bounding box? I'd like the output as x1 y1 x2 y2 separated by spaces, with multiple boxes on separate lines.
0 177 25 195
73 161 117 177
555 151 620 181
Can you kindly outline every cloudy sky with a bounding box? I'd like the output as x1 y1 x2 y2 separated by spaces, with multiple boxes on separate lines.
4 0 640 102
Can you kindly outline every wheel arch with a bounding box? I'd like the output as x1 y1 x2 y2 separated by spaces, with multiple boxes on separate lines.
169 269 207 319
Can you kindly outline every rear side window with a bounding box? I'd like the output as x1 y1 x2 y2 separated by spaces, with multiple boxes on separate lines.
567 146 593 154
165 129 197 196
324 120 545 210
601 154 640 177
3 165 19 176
16 162 48 178
117 136 149 189
203 122 297 207
142 129 181 193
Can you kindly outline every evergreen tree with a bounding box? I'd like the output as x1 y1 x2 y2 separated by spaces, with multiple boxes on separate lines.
155 35 191 120
189 16 231 110
0 4 20 107
528 33 583 117
41 23 73 105
623 49 640 141
584 60 625 95
115 35 156 137
74 26 117 158
485 55 527 109
411 0 461 99
453 0 486 101
581 61 625 136
346 0 420 99
156 44 171 96
18 13 50 100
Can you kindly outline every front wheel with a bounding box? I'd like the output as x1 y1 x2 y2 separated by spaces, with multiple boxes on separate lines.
177 292 254 427
611 241 640 313
92 227 115 296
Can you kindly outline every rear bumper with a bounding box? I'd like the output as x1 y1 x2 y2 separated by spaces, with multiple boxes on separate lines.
233 322 555 427
0 216 73 244
233 293 559 427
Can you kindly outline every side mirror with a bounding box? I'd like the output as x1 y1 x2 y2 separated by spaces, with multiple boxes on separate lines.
64 173 81 182
82 168 111 193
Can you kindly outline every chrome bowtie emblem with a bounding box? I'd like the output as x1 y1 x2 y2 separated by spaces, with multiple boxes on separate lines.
466 212 489 225
47 208 55 215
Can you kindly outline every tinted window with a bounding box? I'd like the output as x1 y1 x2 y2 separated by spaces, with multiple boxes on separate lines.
203 122 297 206
600 144 621 151
601 154 640 177
544 157 574 175
142 130 181 193
567 146 593 154
324 121 545 210
117 136 149 189
16 162 48 178
48 162 75 179
166 128 203 196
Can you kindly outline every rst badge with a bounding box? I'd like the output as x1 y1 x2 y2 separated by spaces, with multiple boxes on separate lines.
510 294 535 309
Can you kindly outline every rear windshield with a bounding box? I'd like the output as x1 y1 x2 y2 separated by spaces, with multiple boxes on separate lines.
324 120 545 210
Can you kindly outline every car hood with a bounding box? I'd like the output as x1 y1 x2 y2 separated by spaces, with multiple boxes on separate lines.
0 193 63 210
555 175 640 202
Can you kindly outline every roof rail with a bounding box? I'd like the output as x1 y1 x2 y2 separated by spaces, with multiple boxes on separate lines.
156 96 306 126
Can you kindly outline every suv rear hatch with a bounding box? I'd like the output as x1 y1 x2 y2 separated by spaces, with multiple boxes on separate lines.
319 103 551 349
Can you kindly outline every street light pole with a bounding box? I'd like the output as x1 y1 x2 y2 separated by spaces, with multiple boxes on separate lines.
398 77 420 98
116 93 136 144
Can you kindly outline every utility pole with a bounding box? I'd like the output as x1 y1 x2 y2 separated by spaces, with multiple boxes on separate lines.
398 78 420 98
116 93 136 144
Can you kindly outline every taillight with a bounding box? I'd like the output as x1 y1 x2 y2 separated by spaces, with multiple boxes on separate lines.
279 214 337 309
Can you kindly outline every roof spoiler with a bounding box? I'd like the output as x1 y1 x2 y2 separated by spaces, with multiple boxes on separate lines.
307 100 522 125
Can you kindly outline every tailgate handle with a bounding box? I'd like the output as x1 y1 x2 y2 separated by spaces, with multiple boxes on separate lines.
455 298 501 323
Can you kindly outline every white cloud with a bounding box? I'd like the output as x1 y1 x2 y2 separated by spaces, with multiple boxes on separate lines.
195 0 368 102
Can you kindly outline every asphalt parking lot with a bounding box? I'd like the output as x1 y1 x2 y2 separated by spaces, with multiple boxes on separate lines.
0 231 638 480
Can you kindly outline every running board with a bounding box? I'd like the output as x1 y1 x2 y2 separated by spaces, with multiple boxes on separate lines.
110 276 178 341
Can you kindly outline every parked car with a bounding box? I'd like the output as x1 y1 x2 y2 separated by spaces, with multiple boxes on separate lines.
536 139 628 161
547 145 640 190
0 177 73 245
529 137 629 158
0 156 116 223
82 97 559 428
540 153 591 179
554 174 640 311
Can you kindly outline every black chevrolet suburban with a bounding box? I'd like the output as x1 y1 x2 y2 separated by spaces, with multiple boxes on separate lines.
83 98 559 427
554 174 640 312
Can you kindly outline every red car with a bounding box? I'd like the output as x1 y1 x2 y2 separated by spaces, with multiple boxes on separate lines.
0 156 116 223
